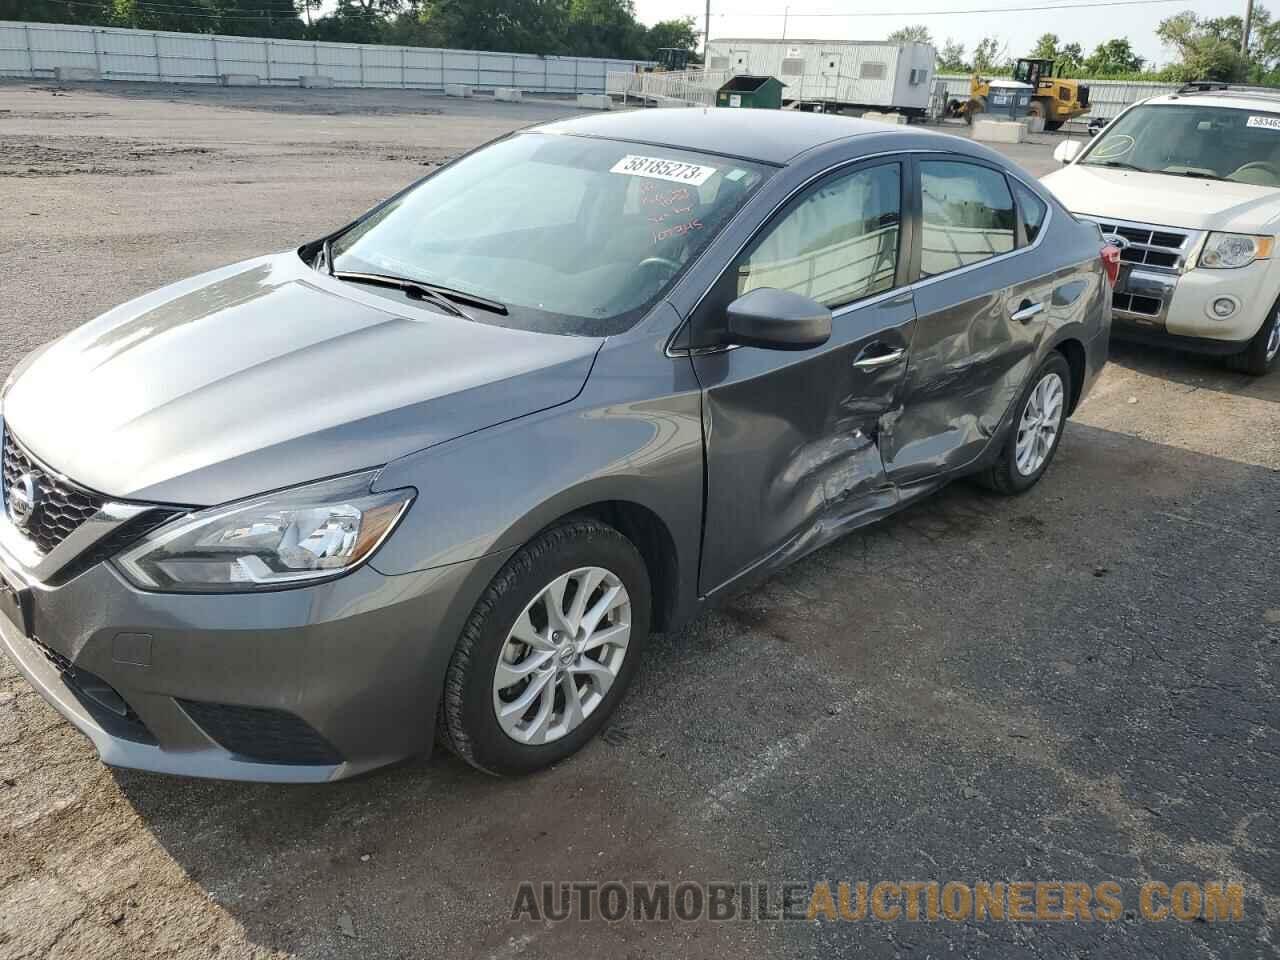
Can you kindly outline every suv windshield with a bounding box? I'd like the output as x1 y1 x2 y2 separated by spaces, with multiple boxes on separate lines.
1082 103 1280 186
329 133 771 336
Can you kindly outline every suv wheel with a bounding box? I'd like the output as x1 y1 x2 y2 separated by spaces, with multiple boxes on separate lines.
1225 304 1280 376
440 519 650 776
976 352 1073 495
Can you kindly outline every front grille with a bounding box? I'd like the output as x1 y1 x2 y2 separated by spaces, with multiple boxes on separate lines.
1113 291 1162 317
177 699 343 766
29 636 156 744
2 429 105 555
1083 218 1193 272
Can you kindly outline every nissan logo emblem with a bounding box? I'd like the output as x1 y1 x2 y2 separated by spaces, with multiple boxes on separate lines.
1102 233 1130 251
6 473 39 530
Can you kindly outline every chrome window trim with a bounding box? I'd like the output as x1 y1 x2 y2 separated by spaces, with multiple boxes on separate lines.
666 150 1053 358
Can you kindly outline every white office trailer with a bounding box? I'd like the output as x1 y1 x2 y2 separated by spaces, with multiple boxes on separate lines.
704 39 937 116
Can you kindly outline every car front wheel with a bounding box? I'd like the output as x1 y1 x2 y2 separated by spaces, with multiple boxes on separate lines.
976 352 1072 495
1225 303 1280 376
440 519 650 776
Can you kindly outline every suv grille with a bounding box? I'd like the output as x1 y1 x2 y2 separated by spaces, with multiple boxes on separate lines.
1 429 105 554
1084 218 1193 271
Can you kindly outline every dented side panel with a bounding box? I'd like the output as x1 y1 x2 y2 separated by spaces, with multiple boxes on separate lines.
693 295 915 595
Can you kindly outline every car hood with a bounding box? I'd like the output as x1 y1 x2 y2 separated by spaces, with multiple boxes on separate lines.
2 255 602 505
1042 164 1280 233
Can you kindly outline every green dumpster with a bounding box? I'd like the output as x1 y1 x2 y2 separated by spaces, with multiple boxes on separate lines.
716 75 784 110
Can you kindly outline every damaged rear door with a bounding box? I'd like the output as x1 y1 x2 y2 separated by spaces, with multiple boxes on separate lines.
690 159 915 595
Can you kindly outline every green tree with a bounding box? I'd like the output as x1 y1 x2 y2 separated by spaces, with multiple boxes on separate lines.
887 24 933 45
971 36 1005 73
645 16 698 59
1157 9 1250 81
1083 36 1145 74
938 38 967 72
1030 32 1060 60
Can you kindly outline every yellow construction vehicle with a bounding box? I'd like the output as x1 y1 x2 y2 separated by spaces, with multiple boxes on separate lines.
954 58 1091 130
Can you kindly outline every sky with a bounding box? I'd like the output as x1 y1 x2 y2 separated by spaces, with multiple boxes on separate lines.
632 0 1242 70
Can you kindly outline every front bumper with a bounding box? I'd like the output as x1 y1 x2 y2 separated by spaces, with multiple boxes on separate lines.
0 543 508 782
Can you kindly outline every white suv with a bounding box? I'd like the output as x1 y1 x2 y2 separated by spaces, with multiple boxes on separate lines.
1043 87 1280 375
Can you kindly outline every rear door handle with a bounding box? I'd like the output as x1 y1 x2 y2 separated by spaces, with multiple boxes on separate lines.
1011 301 1045 323
853 346 906 369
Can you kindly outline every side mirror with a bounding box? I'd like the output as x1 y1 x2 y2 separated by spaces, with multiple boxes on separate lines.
726 288 832 351
1053 140 1083 165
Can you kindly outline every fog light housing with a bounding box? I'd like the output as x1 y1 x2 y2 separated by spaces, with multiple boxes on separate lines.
1208 297 1238 320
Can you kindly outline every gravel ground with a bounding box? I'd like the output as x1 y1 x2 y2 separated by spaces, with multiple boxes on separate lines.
0 81 1277 960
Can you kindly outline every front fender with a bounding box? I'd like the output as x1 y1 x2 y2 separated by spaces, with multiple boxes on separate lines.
369 327 705 623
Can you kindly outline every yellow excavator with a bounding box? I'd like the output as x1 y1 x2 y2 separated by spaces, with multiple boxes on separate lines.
956 58 1091 130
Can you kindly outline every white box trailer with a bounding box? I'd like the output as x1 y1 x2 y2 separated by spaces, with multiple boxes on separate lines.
705 39 936 115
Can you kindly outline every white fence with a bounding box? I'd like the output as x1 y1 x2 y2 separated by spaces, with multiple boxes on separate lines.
606 68 729 107
0 20 649 91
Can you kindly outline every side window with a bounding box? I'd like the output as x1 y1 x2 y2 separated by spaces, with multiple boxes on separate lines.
919 161 1016 277
737 163 901 308
1011 179 1048 245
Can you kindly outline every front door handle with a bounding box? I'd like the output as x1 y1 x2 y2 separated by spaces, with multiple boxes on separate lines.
1011 300 1045 323
853 346 906 370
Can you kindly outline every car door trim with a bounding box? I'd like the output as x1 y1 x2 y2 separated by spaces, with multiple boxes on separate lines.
667 151 1053 358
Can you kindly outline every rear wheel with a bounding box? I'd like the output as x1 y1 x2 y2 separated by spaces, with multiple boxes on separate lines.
440 519 650 776
976 352 1073 495
1225 303 1280 376
1044 119 1065 131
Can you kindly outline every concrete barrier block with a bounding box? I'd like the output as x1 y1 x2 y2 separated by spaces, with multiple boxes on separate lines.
1025 115 1045 134
54 67 99 82
972 118 1027 143
864 111 908 125
577 93 612 110
494 87 523 102
445 84 473 98
299 75 334 89
219 73 260 87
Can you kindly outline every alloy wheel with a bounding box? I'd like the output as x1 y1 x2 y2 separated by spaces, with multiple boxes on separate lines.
1015 372 1065 477
492 566 631 745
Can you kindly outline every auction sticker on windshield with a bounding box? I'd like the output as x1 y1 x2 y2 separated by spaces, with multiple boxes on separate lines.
611 155 717 185
1247 115 1280 130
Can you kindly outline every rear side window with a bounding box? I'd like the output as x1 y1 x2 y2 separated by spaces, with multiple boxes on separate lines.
1011 179 1048 245
919 161 1016 277
737 163 901 308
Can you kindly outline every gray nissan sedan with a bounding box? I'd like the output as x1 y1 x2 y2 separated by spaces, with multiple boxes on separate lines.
0 110 1112 782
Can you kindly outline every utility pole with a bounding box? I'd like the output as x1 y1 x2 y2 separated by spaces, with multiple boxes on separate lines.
704 0 711 64
1243 0 1254 56
783 6 789 39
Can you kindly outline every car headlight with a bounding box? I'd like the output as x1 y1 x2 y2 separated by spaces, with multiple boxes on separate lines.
1199 232 1274 269
115 472 414 593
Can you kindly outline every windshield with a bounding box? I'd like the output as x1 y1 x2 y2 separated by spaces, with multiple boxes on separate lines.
330 133 771 336
1081 103 1280 186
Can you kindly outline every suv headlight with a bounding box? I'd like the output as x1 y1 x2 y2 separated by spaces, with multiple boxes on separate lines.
1199 232 1274 269
115 472 414 593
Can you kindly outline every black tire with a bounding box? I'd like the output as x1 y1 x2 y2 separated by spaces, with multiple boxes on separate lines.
975 352 1074 495
439 519 651 776
1224 303 1279 376
1044 119 1065 131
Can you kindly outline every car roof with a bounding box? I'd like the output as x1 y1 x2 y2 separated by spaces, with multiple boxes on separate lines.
533 108 910 165
1146 90 1280 113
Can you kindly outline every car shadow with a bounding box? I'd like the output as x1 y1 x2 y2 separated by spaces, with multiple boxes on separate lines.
102 421 1279 960
1107 338 1280 403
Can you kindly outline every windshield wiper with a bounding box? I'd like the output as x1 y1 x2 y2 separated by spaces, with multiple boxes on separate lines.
332 271 509 320
1084 159 1147 172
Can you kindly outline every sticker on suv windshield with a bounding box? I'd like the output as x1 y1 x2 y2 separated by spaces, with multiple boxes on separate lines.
1247 115 1280 130
610 155 717 185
